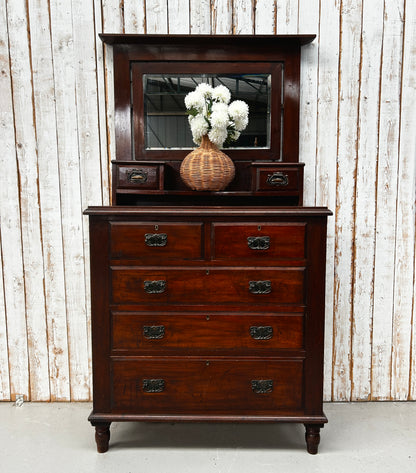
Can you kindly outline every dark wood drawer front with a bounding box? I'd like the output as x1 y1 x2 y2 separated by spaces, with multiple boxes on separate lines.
111 268 305 305
110 222 204 260
117 164 162 189
213 223 305 261
111 358 303 413
112 312 304 351
254 168 300 192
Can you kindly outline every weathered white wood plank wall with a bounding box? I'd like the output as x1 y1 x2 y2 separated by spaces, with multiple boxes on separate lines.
0 0 415 402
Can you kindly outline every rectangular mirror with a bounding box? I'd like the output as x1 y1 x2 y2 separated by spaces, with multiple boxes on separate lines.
143 74 272 150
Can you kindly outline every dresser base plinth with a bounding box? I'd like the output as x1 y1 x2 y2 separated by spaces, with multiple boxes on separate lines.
88 412 327 454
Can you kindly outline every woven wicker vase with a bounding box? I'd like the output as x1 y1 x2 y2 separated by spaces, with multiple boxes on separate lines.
180 135 235 191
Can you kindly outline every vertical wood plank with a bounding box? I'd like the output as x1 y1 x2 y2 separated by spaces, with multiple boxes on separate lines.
332 0 363 402
93 0 111 206
124 0 146 33
298 0 319 206
407 3 416 402
0 0 29 401
371 0 404 400
146 0 168 33
190 0 211 33
233 0 254 34
0 233 11 400
49 0 90 401
211 0 233 34
28 0 71 401
315 0 340 401
72 0 107 401
7 0 50 401
351 0 384 401
391 0 416 401
276 0 298 34
102 0 124 32
254 0 276 34
168 0 190 33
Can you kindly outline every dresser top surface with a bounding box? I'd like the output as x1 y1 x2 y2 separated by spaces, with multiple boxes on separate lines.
84 205 332 217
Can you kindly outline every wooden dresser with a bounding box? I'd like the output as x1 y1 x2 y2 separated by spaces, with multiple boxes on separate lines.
86 35 331 454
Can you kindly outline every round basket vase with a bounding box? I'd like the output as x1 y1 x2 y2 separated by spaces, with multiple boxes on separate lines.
180 135 235 191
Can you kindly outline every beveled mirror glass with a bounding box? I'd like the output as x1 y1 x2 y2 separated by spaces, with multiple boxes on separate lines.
143 74 272 150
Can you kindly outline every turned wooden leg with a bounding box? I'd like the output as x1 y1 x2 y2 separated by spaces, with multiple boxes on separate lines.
94 422 111 453
304 424 323 454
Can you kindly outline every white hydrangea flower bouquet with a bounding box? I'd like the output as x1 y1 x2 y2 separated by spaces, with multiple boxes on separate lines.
185 83 249 148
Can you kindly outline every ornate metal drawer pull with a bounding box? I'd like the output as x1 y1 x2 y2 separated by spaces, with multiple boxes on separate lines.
145 233 167 247
249 280 272 294
250 326 273 340
142 379 165 393
144 280 166 294
127 169 148 184
266 172 289 187
251 380 274 394
247 236 270 250
143 325 165 339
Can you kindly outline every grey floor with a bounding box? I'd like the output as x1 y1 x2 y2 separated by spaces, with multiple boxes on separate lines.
0 402 415 473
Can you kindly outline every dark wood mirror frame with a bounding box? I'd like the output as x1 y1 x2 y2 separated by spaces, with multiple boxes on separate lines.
100 35 315 205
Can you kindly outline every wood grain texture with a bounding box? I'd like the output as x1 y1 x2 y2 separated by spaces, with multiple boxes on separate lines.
351 0 384 402
315 0 340 401
211 0 233 34
371 0 404 400
124 0 146 33
298 0 319 206
392 0 416 401
332 0 362 402
28 0 71 400
190 0 211 33
0 0 415 402
49 0 90 401
168 0 190 33
146 0 168 33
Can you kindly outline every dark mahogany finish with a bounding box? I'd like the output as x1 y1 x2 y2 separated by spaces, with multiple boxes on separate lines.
86 206 330 452
87 35 330 455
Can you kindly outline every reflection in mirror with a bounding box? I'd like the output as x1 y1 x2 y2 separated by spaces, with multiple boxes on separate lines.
143 74 272 150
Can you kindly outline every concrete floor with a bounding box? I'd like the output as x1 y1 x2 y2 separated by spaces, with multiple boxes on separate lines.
0 402 415 473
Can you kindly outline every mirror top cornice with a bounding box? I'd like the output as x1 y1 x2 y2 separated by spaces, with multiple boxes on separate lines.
99 34 316 46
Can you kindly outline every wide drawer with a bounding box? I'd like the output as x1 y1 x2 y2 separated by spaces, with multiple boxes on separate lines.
111 312 304 352
110 222 204 261
111 358 303 413
111 268 305 306
212 223 306 261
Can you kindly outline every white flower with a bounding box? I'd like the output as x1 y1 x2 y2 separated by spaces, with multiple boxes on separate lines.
184 90 205 111
211 102 228 114
195 82 213 98
190 114 209 144
233 115 249 132
228 100 249 121
212 85 231 104
208 126 228 148
210 105 229 128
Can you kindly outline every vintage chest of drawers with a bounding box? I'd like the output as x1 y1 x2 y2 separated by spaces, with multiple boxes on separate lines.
86 206 331 454
86 35 331 454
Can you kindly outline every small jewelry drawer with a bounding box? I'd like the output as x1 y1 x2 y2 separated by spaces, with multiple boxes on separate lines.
116 163 164 190
110 267 305 306
110 358 304 413
111 312 304 352
251 163 303 193
212 223 306 261
110 222 204 261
